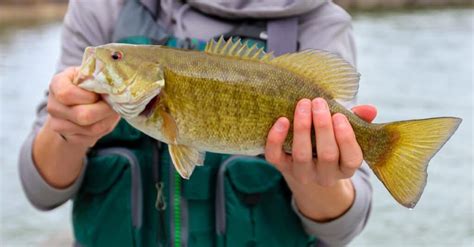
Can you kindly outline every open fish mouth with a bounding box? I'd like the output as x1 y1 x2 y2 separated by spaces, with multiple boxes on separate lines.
139 94 160 117
74 47 101 85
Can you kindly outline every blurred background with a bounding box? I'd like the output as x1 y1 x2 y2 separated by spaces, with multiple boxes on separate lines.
0 0 472 246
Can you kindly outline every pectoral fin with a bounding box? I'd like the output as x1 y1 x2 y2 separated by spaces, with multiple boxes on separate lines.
158 107 178 144
169 145 205 179
157 107 205 178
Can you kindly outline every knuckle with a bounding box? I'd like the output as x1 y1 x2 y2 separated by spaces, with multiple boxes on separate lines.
292 167 307 183
337 130 354 143
319 179 335 187
341 168 356 178
298 174 310 185
76 109 93 125
344 156 363 169
264 151 279 165
314 118 331 130
46 102 56 115
92 121 113 136
294 119 311 131
91 122 106 135
319 149 339 163
55 87 71 102
316 176 336 187
292 150 311 164
266 135 280 147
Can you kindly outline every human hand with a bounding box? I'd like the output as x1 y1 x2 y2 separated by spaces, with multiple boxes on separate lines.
265 98 376 186
264 98 376 221
45 67 120 148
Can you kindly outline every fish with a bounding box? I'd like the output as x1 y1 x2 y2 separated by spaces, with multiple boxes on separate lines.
73 37 461 208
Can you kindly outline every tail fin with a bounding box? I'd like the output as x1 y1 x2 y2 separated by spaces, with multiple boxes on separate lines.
362 117 461 208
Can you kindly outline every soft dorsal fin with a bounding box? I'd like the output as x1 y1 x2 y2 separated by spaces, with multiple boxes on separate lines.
269 50 360 102
205 36 274 62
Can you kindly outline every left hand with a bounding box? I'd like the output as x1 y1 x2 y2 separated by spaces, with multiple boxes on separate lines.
265 98 377 221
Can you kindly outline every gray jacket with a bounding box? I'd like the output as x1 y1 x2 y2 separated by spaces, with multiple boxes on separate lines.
19 0 372 246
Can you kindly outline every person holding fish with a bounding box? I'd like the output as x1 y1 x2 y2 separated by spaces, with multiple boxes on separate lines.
18 0 460 246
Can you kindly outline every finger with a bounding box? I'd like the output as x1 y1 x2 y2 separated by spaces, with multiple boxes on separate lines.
48 116 96 136
70 101 117 126
51 113 119 139
333 113 363 177
86 113 121 137
48 97 116 126
351 104 377 123
265 117 292 173
312 98 339 186
50 68 99 106
291 99 316 183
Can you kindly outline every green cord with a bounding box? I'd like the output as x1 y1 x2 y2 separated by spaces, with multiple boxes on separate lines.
174 171 181 247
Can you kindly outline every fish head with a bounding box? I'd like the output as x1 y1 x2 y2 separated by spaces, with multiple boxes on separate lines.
74 43 165 119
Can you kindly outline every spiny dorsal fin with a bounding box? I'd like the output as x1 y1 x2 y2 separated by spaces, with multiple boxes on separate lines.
205 36 274 62
269 50 360 102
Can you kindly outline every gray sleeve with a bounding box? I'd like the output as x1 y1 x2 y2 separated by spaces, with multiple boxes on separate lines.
298 2 357 66
292 164 372 246
18 0 120 210
18 101 89 210
292 2 372 245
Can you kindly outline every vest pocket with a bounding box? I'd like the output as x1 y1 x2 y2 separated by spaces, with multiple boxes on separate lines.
73 148 143 247
215 156 314 247
180 152 230 247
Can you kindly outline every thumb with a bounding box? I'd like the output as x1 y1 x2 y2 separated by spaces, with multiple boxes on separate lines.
351 104 377 123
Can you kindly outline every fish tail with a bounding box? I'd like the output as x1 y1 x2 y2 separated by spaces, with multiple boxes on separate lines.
360 117 461 208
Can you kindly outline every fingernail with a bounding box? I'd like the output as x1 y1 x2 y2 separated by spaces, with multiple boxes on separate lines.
312 98 327 113
275 119 286 132
298 99 311 114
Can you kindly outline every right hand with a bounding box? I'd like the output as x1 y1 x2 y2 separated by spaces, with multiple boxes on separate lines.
45 67 120 148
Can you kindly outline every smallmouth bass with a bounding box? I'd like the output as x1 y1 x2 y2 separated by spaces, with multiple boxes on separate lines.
74 37 461 208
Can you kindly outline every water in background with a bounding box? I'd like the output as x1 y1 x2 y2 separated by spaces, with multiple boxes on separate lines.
0 8 472 247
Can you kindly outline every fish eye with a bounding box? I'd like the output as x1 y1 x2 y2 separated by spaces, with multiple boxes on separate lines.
111 51 123 61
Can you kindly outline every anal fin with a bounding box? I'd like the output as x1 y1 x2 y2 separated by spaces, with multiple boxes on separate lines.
169 144 205 179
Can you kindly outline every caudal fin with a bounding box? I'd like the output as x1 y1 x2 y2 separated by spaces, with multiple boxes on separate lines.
363 117 461 208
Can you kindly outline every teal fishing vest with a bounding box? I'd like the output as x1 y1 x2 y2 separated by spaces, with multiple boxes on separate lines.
72 0 315 246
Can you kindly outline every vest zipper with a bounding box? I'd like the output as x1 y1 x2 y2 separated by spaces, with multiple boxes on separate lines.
169 159 180 247
168 148 188 247
152 141 167 246
174 171 182 247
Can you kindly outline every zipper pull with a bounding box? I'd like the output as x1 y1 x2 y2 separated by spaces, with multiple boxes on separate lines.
155 182 167 211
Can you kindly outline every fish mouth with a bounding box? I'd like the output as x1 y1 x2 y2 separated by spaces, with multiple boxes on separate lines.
74 47 105 88
139 94 160 117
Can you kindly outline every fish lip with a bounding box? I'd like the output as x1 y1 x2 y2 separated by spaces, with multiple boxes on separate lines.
139 94 160 117
74 48 104 85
